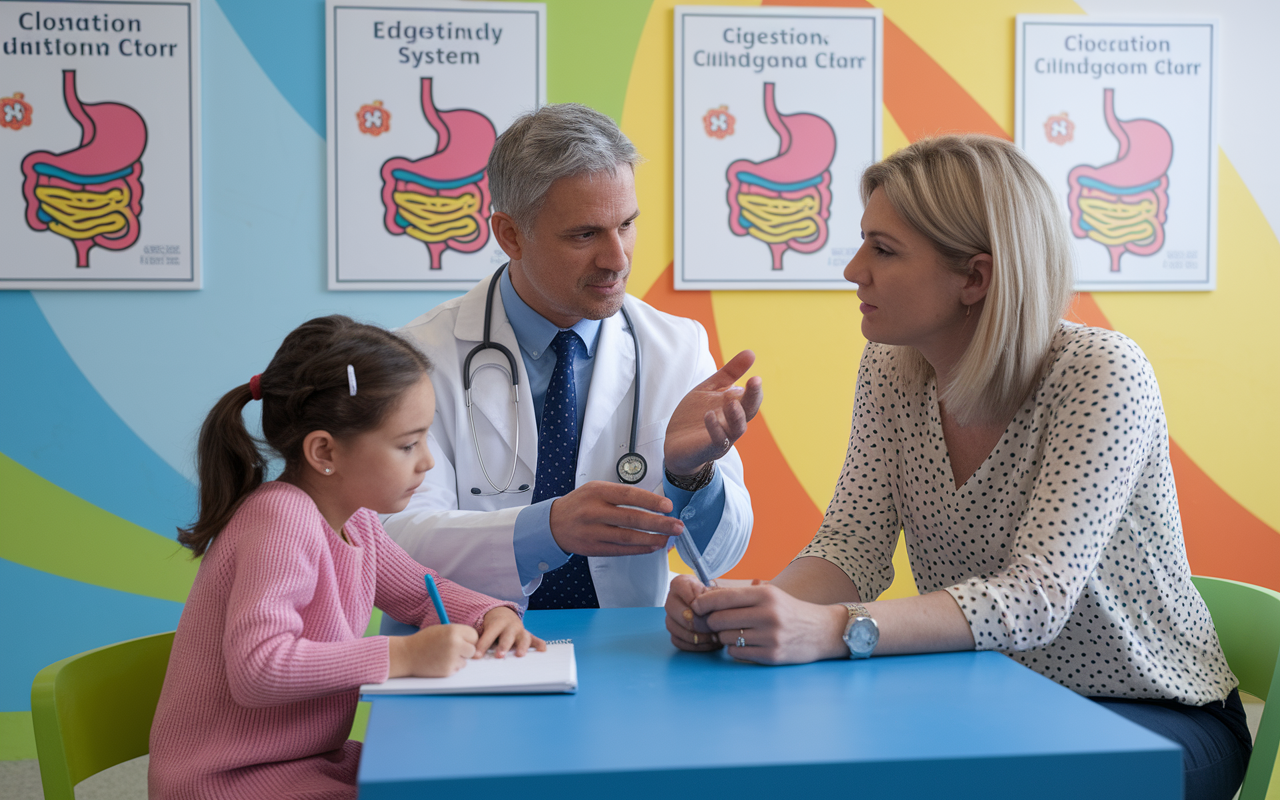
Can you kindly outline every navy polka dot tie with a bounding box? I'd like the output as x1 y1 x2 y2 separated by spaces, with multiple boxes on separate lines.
528 330 599 610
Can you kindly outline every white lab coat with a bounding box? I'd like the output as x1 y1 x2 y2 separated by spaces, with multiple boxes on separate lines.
384 273 753 608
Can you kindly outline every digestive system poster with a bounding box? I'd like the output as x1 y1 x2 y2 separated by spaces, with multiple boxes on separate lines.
0 0 200 290
327 0 545 291
1016 16 1218 292
674 6 881 291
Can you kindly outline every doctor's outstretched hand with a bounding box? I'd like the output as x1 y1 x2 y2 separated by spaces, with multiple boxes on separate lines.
664 350 763 478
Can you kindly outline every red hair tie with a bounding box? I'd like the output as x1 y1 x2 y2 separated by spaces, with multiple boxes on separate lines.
249 374 262 401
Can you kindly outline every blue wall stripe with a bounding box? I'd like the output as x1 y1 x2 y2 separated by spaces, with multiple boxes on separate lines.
0 557 183 712
0 292 196 539
217 0 326 137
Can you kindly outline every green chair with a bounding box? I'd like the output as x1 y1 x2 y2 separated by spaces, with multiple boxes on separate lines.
1193 576 1280 800
30 631 174 800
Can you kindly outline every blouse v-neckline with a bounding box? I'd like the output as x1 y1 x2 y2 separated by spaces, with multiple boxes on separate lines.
925 379 1019 493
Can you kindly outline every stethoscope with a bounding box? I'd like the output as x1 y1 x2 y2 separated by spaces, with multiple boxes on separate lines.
463 264 647 496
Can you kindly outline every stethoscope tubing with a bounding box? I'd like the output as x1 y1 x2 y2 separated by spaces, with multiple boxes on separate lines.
464 265 643 496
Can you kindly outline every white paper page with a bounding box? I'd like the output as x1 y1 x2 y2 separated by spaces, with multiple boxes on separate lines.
360 642 576 695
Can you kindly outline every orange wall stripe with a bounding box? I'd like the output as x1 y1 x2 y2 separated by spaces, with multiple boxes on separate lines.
643 264 823 579
764 0 1008 140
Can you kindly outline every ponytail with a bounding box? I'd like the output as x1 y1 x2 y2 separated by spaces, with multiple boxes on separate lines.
178 315 431 557
177 382 268 556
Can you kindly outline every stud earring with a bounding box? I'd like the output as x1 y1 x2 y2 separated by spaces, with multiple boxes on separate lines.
324 468 332 474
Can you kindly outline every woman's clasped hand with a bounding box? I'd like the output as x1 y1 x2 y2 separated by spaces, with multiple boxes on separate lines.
666 575 848 664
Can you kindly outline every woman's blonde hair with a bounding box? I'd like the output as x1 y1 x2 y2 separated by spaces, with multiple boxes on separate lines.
860 134 1074 425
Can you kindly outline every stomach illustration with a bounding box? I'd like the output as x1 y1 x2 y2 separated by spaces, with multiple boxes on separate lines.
380 78 495 270
1067 88 1172 273
21 70 147 268
726 83 836 271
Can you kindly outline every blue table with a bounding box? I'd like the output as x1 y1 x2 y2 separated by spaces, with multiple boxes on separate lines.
358 608 1181 799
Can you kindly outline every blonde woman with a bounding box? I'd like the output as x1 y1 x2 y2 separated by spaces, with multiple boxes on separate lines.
665 135 1249 800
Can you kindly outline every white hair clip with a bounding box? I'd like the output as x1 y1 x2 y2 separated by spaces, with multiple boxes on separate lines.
347 364 358 397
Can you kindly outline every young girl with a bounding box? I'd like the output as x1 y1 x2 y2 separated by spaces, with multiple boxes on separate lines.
149 315 543 799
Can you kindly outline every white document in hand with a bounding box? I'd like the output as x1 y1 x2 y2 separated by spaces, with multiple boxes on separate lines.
360 642 577 695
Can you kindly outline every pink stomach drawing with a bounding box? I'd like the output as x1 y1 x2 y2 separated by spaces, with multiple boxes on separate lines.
380 78 495 270
726 83 836 271
21 70 147 268
1066 88 1172 273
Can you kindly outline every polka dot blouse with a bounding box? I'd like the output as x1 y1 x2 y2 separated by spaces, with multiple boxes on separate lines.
799 322 1237 705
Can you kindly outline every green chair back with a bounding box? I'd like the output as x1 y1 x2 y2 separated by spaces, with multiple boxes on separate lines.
30 631 175 800
1193 576 1280 800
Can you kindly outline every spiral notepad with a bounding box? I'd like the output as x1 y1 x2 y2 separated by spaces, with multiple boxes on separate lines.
360 642 576 695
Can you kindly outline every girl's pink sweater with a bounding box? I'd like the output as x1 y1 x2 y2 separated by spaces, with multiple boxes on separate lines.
149 481 515 799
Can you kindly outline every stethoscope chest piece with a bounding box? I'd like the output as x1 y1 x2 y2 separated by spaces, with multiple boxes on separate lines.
617 452 647 485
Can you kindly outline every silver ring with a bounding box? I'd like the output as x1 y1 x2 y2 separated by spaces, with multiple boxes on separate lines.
692 633 699 645
735 629 746 648
723 438 731 450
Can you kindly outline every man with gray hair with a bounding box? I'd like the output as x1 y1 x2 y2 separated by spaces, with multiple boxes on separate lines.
386 104 760 611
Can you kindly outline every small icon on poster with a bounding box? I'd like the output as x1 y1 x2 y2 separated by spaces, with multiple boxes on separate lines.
1044 111 1073 145
703 105 735 139
357 100 391 136
2 92 33 131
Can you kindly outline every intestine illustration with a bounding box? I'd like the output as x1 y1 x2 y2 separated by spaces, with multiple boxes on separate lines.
726 83 835 271
21 71 146 268
1067 89 1172 273
380 78 495 270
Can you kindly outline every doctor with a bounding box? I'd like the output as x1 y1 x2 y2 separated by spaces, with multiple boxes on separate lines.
385 103 761 609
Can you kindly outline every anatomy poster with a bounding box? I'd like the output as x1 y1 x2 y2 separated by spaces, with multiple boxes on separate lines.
327 0 545 291
1016 16 1219 292
674 6 881 291
0 0 199 290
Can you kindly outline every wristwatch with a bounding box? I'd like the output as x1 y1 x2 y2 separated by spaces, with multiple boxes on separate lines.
839 602 879 659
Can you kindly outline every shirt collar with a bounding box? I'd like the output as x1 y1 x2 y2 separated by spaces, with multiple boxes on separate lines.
499 266 602 360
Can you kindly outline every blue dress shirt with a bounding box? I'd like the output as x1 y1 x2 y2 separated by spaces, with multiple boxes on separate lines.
499 270 727 586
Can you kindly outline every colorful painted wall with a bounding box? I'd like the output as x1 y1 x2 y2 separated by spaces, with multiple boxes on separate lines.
3 0 1277 761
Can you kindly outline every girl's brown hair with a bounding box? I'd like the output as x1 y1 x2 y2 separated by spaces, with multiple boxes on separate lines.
178 315 431 556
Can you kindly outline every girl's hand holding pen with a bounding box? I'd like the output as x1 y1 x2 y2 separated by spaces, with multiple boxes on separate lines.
664 574 723 652
476 607 546 659
388 624 478 678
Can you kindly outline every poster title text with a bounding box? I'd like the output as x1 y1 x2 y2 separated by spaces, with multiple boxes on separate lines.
372 20 504 68
1033 33 1203 78
691 27 868 73
3 10 177 57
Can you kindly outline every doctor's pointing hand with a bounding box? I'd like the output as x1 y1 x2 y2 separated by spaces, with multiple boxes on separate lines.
548 350 762 560
663 349 763 479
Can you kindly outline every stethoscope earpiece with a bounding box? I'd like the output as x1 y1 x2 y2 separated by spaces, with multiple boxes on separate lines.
471 483 531 496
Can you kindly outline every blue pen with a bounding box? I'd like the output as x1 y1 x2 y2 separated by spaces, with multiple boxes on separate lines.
424 573 450 624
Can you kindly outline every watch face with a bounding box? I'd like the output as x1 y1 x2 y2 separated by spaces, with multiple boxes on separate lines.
617 453 647 484
845 618 879 657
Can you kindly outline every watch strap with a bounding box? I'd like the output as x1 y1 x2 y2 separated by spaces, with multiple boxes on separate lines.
840 602 872 620
665 461 714 492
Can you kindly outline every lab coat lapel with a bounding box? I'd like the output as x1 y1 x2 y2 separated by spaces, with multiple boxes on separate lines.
578 308 638 470
453 276 539 476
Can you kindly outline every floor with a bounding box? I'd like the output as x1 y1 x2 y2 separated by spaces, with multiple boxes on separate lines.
0 697 1264 798
0 755 148 799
